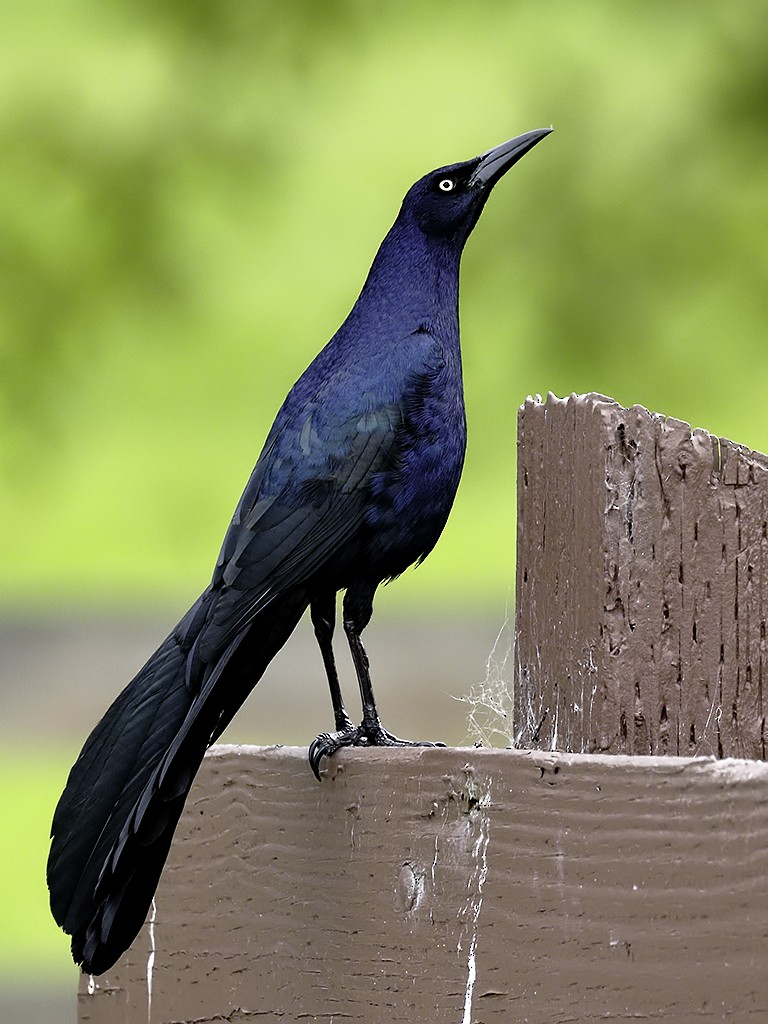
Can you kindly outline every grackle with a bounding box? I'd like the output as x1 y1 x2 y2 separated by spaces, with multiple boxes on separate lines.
48 128 551 974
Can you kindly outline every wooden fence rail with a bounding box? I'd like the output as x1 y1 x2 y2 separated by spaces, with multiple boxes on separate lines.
78 745 768 1024
76 393 768 1024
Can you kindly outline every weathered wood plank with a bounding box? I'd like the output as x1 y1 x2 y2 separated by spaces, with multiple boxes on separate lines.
78 744 768 1024
515 392 768 758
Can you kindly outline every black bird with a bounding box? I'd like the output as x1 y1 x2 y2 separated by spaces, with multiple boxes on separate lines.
48 128 551 975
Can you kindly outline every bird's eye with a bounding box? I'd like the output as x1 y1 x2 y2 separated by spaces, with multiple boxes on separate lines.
438 178 455 192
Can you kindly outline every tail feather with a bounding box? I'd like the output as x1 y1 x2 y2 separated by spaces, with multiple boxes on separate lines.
47 589 308 975
48 632 191 937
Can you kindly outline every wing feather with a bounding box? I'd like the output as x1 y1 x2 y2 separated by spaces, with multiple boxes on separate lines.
194 400 404 663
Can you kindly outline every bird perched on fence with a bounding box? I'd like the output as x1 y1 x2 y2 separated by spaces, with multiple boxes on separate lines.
48 128 551 975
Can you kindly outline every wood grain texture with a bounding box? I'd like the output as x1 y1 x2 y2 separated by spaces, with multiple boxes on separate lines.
514 392 768 759
78 744 768 1024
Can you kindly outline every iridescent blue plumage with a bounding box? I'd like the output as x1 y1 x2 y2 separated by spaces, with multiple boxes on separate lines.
47 129 552 974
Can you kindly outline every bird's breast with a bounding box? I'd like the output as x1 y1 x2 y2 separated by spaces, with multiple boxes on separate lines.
363 359 467 578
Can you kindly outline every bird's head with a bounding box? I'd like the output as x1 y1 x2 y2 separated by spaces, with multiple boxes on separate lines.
401 128 552 247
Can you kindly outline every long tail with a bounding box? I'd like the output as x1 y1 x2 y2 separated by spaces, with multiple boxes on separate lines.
47 588 307 975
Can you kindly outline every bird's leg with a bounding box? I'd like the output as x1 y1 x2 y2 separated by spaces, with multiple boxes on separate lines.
308 593 358 779
308 583 443 780
310 594 354 733
341 589 382 738
343 589 426 745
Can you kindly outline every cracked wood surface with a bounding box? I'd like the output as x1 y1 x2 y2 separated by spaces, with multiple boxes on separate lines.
77 745 768 1024
515 392 768 759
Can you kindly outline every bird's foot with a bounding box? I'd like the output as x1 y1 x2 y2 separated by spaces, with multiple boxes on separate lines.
308 719 444 780
309 724 362 781
360 722 445 751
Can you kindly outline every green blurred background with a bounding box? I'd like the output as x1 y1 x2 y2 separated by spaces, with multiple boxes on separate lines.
3 1 767 1019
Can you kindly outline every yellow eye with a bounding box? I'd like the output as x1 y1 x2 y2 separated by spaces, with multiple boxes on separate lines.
438 178 455 192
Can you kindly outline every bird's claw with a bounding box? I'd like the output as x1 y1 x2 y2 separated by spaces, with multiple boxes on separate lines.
308 725 363 781
308 723 444 781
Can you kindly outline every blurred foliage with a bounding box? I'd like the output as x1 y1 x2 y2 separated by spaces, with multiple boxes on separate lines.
0 750 74 985
2 0 768 616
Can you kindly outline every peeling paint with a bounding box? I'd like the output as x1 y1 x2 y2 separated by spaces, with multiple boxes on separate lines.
460 782 491 1024
147 896 157 1023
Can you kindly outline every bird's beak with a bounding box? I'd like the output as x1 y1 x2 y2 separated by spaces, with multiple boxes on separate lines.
469 128 553 188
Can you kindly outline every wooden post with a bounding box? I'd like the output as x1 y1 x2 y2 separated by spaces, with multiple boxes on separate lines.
515 392 768 759
77 745 768 1024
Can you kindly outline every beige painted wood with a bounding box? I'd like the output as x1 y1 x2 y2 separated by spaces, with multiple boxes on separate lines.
78 744 768 1024
515 392 768 759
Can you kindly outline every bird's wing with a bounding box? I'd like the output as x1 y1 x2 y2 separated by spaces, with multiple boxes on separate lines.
184 395 404 670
